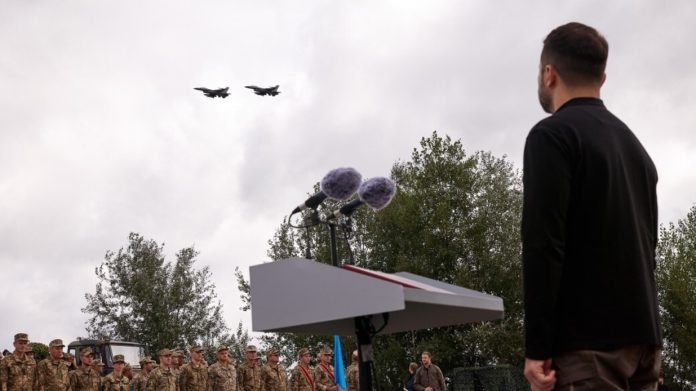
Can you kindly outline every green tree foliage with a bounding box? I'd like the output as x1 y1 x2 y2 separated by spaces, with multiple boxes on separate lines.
254 132 524 388
657 205 696 390
29 342 48 362
200 321 251 365
83 232 230 359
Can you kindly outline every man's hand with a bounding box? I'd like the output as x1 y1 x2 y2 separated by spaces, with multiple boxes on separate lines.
424 387 433 391
524 358 556 391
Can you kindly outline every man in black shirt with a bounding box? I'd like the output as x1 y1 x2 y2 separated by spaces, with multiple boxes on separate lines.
522 22 662 391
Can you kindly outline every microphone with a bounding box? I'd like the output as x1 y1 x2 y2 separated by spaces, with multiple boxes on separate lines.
326 177 397 219
291 167 362 214
358 176 397 210
328 198 363 219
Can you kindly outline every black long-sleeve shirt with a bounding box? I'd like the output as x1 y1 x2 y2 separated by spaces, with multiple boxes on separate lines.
521 97 662 359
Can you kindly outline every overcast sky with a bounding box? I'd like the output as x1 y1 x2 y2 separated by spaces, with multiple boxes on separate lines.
2 1 695 350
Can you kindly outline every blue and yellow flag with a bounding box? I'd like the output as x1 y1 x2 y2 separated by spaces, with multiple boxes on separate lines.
333 335 348 391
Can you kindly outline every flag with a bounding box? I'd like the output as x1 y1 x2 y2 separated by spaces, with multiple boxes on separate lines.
334 335 348 391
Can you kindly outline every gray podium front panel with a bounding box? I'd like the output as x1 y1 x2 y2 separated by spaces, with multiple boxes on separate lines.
251 258 406 334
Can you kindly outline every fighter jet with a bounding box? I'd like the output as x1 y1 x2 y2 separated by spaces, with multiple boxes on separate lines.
194 87 230 98
245 85 280 96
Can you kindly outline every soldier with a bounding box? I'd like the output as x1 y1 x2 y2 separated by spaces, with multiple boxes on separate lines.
131 358 153 391
146 349 177 391
172 351 185 371
179 346 207 391
102 355 130 391
64 353 77 372
91 360 105 378
237 345 260 391
208 345 236 391
290 348 313 391
123 363 133 382
37 339 70 391
0 332 38 391
313 347 336 391
260 347 287 391
69 347 101 391
345 351 358 391
23 346 34 361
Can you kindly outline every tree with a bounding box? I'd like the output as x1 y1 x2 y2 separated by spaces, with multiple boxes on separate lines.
29 342 48 362
657 204 696 390
83 232 230 359
200 321 251 365
253 132 524 388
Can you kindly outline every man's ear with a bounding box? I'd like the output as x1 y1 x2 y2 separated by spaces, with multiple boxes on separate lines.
544 65 558 88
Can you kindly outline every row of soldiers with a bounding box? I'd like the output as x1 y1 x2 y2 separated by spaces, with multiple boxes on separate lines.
0 333 360 391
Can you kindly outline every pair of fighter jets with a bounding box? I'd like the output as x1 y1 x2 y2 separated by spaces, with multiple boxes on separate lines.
194 85 280 99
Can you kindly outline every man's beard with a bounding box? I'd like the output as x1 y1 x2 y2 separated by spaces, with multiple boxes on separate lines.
538 83 553 114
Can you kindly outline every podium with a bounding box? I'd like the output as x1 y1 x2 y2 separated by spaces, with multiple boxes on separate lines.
251 257 503 334
250 258 504 390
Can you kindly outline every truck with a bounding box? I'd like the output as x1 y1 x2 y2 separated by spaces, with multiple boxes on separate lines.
67 338 146 375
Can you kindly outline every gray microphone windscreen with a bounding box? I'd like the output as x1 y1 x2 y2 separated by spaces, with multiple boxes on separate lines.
320 167 363 201
358 177 397 210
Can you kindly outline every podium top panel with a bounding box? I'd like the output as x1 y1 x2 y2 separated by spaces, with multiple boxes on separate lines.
250 258 504 335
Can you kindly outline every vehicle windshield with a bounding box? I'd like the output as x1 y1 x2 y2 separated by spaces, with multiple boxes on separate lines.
111 345 143 369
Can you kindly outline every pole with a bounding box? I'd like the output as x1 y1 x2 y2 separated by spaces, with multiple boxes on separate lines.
329 222 339 267
355 316 374 391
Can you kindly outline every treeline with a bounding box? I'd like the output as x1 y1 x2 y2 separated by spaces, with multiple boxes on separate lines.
84 132 696 390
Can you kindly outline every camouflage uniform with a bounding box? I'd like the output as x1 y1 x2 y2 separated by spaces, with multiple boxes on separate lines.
131 357 153 391
0 352 38 391
179 361 207 391
312 347 335 391
101 355 129 391
208 360 237 391
237 361 261 391
101 373 129 391
37 357 70 391
208 346 236 391
312 364 335 391
130 371 149 391
260 363 287 391
69 366 101 391
345 363 358 391
146 366 178 391
289 365 313 391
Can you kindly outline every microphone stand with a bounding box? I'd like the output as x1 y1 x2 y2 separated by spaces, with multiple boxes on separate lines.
291 206 379 391
305 209 319 260
326 217 377 391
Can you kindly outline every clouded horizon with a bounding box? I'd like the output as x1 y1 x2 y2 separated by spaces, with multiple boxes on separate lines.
2 0 695 350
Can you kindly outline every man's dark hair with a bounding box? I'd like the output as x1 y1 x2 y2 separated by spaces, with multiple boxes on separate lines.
541 22 608 86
